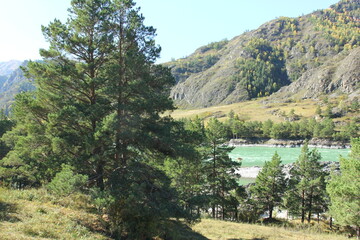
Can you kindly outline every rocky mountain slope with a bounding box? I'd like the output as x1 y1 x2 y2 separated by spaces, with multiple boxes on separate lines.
0 61 34 113
0 0 359 113
168 0 360 108
271 46 360 100
0 60 22 76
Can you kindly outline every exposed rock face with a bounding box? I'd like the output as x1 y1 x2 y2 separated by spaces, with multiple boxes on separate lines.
0 61 34 111
272 47 360 99
168 0 360 108
0 60 22 76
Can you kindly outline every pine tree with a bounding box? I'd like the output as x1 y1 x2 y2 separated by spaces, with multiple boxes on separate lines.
250 152 286 220
1 0 194 237
284 143 327 223
205 118 241 220
0 110 13 160
327 138 360 239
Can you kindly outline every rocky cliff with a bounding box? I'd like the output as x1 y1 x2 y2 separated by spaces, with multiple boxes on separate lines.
168 0 360 108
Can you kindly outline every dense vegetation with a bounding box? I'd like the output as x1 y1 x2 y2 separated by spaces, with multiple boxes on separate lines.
233 38 290 98
0 0 359 239
223 110 359 141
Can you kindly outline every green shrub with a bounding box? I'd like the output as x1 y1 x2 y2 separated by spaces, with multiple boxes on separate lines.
46 164 87 196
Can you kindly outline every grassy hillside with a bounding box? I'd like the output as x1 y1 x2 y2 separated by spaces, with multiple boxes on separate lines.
0 188 352 240
0 188 109 240
193 219 349 240
169 96 357 124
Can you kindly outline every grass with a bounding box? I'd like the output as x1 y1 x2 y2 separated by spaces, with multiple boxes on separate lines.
0 188 352 240
192 219 350 240
168 97 356 123
0 187 109 240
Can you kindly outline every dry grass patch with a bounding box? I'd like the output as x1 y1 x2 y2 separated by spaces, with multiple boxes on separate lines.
170 97 356 124
170 98 321 123
192 219 349 240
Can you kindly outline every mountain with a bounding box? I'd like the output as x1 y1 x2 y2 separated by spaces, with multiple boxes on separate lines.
0 1 359 112
168 0 360 108
0 60 23 94
271 46 360 100
0 60 22 76
0 61 34 113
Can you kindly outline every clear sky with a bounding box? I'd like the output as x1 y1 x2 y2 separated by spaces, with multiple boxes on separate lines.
0 0 339 63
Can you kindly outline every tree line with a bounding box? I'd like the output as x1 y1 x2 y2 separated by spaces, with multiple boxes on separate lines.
223 110 359 141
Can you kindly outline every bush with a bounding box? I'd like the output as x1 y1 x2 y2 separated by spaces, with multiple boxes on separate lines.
46 164 88 196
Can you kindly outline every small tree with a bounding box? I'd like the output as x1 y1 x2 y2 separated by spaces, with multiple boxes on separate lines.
250 152 286 220
327 138 360 239
47 164 88 196
315 105 322 116
284 143 327 223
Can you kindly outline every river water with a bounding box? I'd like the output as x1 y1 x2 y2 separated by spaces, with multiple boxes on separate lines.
229 146 350 167
229 146 350 184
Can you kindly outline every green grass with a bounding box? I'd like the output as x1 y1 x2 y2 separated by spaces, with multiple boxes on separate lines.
0 188 352 240
0 188 109 240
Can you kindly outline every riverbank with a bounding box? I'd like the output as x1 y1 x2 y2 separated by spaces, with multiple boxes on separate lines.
236 161 340 179
228 138 350 149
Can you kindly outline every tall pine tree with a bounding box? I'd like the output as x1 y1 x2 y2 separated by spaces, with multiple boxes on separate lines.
205 118 241 220
1 0 194 237
284 143 327 223
327 138 360 239
250 152 286 220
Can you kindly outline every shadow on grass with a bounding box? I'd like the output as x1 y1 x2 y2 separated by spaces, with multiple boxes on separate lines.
228 238 267 240
164 220 209 240
0 200 20 222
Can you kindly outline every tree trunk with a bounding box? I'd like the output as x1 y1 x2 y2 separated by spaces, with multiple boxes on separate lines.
96 162 104 190
301 190 305 223
222 203 225 220
269 205 273 219
212 205 215 219
317 213 320 223
307 190 313 223
329 216 332 229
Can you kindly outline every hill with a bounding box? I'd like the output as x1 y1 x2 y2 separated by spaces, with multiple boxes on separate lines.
0 61 34 113
0 60 22 76
168 0 360 108
0 188 351 240
0 1 359 115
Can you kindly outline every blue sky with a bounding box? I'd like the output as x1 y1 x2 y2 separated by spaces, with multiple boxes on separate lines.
0 0 339 63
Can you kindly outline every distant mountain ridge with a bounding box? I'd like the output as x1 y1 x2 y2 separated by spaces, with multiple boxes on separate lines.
0 61 34 113
168 0 360 108
0 60 22 76
0 0 359 112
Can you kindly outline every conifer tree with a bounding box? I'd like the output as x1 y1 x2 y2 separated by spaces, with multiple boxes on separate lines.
250 152 286 219
327 138 360 239
0 110 13 160
1 0 194 237
205 118 241 219
284 143 327 223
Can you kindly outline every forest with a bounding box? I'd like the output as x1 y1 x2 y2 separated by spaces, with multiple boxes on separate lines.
0 0 359 239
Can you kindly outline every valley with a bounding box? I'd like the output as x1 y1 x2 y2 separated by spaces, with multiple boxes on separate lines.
0 0 359 239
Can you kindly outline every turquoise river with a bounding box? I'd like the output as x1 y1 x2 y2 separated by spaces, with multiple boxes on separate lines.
229 146 350 185
229 146 350 167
